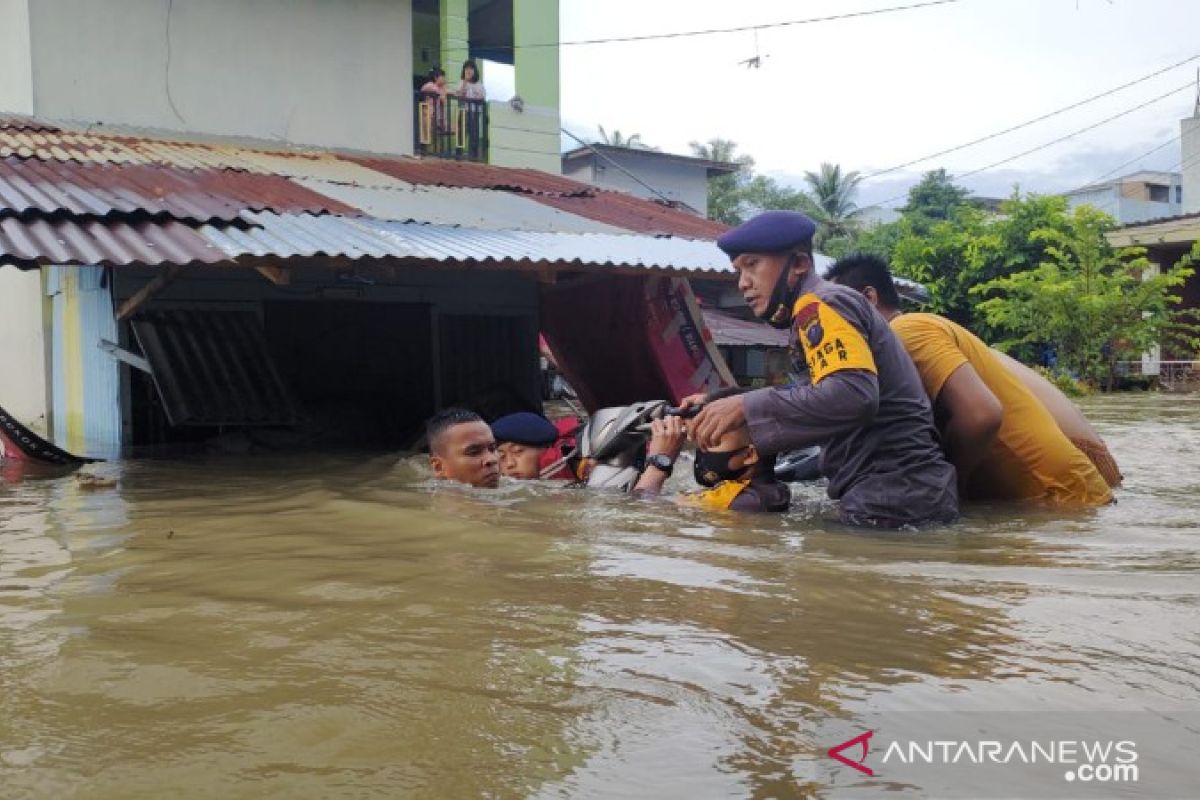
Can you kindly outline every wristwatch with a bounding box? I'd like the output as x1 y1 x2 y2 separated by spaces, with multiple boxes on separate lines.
646 453 675 476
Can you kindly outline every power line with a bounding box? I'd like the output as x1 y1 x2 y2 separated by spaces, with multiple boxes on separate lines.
865 51 1200 179
496 0 964 51
1076 135 1180 190
559 127 678 205
875 80 1195 208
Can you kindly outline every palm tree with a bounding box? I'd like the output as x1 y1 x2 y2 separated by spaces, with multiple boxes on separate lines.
801 162 864 248
596 125 650 149
689 138 756 224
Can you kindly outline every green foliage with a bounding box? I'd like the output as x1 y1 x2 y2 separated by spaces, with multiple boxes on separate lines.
1032 366 1092 398
901 168 974 233
972 206 1199 388
690 138 756 225
802 163 864 248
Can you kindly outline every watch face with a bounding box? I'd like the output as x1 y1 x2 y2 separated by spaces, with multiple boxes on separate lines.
650 454 674 471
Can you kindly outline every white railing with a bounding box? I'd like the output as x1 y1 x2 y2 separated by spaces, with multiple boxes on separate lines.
1116 360 1200 390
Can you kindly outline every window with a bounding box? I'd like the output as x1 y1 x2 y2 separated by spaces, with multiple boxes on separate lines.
1147 184 1169 202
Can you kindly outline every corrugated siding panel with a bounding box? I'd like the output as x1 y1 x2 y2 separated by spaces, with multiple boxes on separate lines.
48 266 121 455
130 309 300 427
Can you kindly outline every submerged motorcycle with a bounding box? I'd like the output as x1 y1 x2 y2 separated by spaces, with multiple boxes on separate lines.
547 400 820 492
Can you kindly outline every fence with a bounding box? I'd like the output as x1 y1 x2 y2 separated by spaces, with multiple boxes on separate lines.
413 92 488 162
1115 360 1200 391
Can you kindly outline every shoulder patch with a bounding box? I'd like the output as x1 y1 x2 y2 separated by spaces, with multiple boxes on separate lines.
791 293 877 383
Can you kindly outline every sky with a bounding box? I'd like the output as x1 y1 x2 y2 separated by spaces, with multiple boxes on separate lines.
557 0 1200 208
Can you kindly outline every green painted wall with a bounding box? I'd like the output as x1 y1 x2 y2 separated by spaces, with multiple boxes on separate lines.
490 0 560 172
514 0 558 109
440 0 469 79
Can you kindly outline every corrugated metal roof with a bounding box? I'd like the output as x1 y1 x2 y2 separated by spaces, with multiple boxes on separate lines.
0 215 223 266
348 155 592 196
701 308 791 348
533 190 729 239
200 212 733 272
290 179 623 233
0 158 360 222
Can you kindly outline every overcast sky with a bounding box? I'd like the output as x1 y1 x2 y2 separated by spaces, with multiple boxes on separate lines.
558 0 1200 207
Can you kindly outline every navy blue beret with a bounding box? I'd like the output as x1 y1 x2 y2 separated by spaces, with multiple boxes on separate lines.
716 211 817 258
490 412 558 446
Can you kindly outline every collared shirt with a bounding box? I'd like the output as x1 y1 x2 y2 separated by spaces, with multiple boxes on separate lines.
742 272 958 528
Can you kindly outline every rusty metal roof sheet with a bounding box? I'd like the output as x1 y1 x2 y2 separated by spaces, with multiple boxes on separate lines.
0 158 360 222
701 308 791 348
199 212 732 272
533 190 729 239
289 179 623 233
347 155 594 196
0 215 223 267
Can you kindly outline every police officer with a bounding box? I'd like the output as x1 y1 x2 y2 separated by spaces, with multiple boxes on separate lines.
687 211 958 528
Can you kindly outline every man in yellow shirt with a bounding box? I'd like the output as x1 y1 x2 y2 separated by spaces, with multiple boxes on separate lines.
827 254 1112 507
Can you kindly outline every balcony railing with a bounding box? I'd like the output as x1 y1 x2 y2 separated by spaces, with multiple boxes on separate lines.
413 91 489 162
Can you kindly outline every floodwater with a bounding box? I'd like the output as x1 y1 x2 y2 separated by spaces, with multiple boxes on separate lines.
1 394 1198 799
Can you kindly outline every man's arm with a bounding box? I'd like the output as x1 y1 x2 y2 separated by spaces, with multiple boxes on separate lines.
742 369 879 454
934 363 1002 487
633 416 686 496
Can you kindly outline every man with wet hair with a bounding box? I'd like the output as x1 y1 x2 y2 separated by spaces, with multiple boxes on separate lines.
687 211 958 528
426 408 500 488
826 253 1112 506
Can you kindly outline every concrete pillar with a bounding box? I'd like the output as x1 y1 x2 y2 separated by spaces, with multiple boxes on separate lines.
0 0 34 114
440 0 469 79
1182 114 1200 215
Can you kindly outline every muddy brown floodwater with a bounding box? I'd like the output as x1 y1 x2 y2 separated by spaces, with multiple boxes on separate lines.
2 394 1198 799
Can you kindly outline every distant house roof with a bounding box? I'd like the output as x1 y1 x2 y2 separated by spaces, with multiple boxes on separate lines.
562 143 741 177
1065 170 1182 196
701 308 791 348
0 113 731 273
1106 210 1200 248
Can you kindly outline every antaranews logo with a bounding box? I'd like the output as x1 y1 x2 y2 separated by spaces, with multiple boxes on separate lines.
825 730 1139 785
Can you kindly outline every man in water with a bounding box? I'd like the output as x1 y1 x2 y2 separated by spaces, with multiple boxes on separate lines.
491 411 578 480
632 399 790 512
687 211 958 528
826 253 1112 506
426 408 500 488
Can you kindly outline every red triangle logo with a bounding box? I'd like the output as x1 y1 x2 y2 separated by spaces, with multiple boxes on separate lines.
827 730 875 776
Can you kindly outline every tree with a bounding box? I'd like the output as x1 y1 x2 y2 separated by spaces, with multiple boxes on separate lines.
901 168 974 234
690 138 755 225
596 125 651 149
972 205 1198 388
801 162 864 249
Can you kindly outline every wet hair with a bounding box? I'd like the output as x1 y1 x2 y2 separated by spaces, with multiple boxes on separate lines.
826 253 902 309
426 408 483 454
461 59 480 82
699 387 777 477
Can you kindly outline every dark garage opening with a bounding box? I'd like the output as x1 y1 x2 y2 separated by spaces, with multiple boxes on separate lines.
265 302 436 447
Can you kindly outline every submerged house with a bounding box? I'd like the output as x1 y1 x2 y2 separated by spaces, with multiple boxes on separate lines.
0 0 736 458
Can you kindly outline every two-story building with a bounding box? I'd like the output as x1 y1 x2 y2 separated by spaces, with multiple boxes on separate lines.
1065 170 1183 225
0 0 737 459
561 144 738 218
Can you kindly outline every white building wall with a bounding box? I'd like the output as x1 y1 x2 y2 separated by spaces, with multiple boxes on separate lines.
0 266 47 432
23 0 413 155
581 152 710 215
1182 116 1200 215
0 0 33 114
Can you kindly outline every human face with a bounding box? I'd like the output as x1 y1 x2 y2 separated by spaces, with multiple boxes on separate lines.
430 421 500 488
464 64 476 82
732 252 795 317
497 442 544 480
